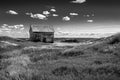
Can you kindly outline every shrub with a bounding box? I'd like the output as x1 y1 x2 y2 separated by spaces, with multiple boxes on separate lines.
52 66 79 76
61 39 79 43
94 60 102 65
60 48 84 57
105 33 120 45
22 48 62 62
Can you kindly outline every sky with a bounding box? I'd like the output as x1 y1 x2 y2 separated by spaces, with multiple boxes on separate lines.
0 0 120 38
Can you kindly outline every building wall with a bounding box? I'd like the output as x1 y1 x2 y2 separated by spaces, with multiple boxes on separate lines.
29 32 54 43
42 32 54 43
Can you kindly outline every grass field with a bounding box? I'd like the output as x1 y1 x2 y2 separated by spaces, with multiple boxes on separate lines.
0 34 120 80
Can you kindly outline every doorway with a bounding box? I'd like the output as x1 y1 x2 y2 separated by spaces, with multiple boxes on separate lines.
43 37 46 42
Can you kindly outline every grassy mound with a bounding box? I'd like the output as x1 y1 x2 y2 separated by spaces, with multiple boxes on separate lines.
61 39 79 43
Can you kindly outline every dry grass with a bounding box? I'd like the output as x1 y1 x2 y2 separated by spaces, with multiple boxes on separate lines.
1 34 120 80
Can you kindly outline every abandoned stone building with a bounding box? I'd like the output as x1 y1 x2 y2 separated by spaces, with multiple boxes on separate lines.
29 25 54 43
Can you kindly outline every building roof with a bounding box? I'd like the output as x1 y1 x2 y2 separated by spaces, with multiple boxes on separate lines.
31 25 54 32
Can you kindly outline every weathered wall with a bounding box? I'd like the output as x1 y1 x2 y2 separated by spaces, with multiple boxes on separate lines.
29 32 54 43
42 32 54 43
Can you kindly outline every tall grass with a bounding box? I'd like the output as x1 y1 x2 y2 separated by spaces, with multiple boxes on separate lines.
1 34 120 80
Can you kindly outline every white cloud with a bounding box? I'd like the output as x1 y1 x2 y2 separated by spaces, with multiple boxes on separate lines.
0 29 2 33
14 24 24 30
84 14 95 17
43 11 50 16
26 13 47 20
71 0 86 3
1 24 8 28
1 24 12 32
46 6 55 9
6 10 18 15
50 9 56 12
0 24 27 38
70 13 78 16
86 15 90 17
56 27 61 31
26 13 31 15
52 14 59 17
0 28 11 32
87 20 93 23
63 16 70 21
0 24 24 31
32 14 47 20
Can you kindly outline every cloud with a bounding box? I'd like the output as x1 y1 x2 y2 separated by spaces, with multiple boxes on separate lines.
0 24 27 38
26 13 47 20
46 6 55 10
70 13 78 16
50 9 56 12
86 15 90 17
31 14 47 20
52 14 59 17
83 14 90 17
1 24 12 32
0 24 24 31
0 28 11 32
6 10 18 15
63 16 70 21
71 0 86 3
0 29 2 33
43 11 50 16
14 24 24 30
87 20 94 23
26 13 32 16
84 14 95 17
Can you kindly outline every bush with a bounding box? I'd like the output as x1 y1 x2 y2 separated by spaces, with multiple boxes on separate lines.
22 48 62 62
60 48 84 57
105 33 120 45
52 66 79 76
94 60 102 65
61 39 79 43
